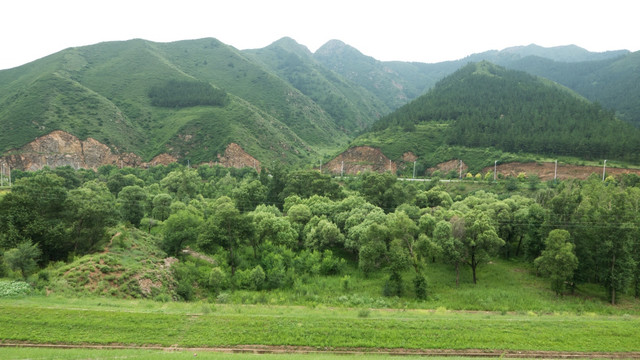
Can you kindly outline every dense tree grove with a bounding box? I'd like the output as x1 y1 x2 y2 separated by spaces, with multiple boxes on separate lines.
1 164 640 304
148 80 228 108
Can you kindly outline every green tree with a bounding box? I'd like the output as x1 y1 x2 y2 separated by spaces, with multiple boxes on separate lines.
4 241 42 279
162 210 204 257
434 219 464 286
198 197 251 275
233 179 267 212
151 193 173 221
65 180 118 254
460 210 504 284
0 173 70 262
117 185 147 226
534 229 578 296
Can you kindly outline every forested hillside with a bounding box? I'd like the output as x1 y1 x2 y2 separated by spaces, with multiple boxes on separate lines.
1 164 640 307
370 62 640 163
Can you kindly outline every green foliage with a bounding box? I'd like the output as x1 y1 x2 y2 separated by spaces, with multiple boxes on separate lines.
0 281 32 297
3 241 42 279
366 62 640 165
535 229 578 296
161 210 203 256
117 185 147 226
148 80 228 108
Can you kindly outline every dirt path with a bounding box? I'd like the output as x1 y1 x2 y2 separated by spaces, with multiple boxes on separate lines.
1 343 639 358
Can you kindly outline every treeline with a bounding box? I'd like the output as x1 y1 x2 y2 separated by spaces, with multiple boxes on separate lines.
371 62 640 162
148 80 228 108
1 164 640 303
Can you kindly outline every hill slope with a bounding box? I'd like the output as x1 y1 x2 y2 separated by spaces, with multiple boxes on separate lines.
245 37 388 133
362 62 640 165
0 38 361 167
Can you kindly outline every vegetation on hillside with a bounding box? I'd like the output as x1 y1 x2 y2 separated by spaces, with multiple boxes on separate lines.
148 80 228 108
1 164 640 310
370 62 640 163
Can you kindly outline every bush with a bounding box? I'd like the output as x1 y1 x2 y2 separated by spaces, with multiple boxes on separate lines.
208 267 228 293
0 281 32 297
383 271 403 297
413 274 428 300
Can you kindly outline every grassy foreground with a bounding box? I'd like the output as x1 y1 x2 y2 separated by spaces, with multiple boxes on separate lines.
1 296 639 353
0 347 470 360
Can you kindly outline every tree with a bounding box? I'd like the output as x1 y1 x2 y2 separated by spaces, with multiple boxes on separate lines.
162 210 203 257
65 181 118 254
4 241 42 279
233 179 267 212
0 173 70 262
151 193 173 221
459 210 504 284
534 229 578 296
304 218 344 250
250 210 297 257
117 185 147 226
160 168 200 202
198 197 252 275
434 219 464 286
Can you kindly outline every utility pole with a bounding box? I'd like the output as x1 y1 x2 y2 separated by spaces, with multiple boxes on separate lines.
602 160 607 181
341 161 344 177
459 160 463 179
494 160 497 181
1 163 4 187
554 160 558 181
413 161 416 179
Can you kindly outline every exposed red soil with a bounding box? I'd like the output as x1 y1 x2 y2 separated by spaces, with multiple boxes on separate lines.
481 162 640 181
323 146 396 175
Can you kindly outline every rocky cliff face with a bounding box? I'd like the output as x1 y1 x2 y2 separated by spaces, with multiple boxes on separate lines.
0 131 176 171
323 146 396 175
209 143 261 172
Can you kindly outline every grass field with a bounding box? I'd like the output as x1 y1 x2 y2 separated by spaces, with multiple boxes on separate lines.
0 347 477 360
1 296 639 353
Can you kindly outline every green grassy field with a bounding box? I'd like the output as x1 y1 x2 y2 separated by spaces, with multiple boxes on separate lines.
0 347 478 360
1 295 639 353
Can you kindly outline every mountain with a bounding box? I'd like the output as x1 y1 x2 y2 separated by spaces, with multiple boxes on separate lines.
314 40 444 110
466 44 629 64
314 40 639 127
355 62 640 168
2 37 639 172
244 37 388 133
505 51 640 127
0 38 369 168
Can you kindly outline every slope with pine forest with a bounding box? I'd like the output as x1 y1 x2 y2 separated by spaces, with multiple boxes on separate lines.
351 61 640 172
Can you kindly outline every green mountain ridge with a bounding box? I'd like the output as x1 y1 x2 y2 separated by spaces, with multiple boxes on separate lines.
0 38 363 166
1 37 639 171
356 62 640 169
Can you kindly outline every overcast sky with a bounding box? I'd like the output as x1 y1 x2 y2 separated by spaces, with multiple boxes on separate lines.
1 0 638 70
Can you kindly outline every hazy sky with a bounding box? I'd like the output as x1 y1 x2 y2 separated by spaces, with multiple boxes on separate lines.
1 0 638 70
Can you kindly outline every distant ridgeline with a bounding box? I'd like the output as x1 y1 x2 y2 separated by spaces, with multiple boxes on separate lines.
148 80 228 108
371 62 640 162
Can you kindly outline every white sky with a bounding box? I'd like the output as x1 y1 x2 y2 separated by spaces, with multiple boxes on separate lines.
1 0 638 70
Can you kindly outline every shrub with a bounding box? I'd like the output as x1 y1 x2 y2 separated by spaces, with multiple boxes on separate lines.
414 274 428 300
0 281 32 297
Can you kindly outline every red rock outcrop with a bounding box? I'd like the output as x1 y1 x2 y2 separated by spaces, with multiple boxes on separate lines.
0 130 176 171
323 146 396 175
210 143 261 172
427 159 468 177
